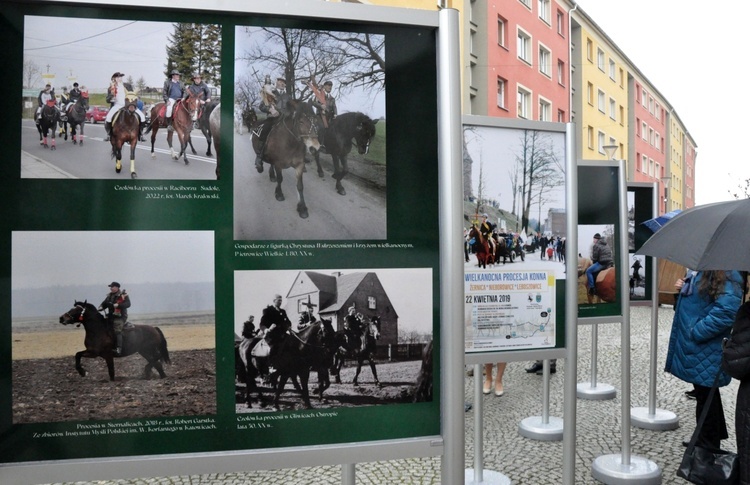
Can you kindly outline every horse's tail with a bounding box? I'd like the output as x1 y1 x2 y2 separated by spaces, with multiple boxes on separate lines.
155 326 171 364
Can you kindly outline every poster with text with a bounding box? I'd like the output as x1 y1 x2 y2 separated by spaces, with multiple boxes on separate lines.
0 1 440 467
462 123 567 354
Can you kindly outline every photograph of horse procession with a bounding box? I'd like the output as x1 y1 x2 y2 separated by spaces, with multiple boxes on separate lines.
10 231 216 424
577 224 617 305
21 16 220 180
233 269 434 412
462 126 567 280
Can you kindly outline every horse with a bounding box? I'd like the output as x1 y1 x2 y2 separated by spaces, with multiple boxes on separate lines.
110 94 141 178
413 340 433 402
187 100 217 157
59 301 170 381
468 225 493 269
313 112 378 196
492 233 511 264
251 99 321 219
242 105 258 133
269 318 336 410
209 103 221 180
36 100 60 150
578 257 616 303
236 335 267 408
331 316 381 387
60 94 89 145
146 91 202 165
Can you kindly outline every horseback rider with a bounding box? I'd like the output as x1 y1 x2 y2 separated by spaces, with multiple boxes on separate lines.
297 296 318 330
479 213 497 254
310 79 337 145
98 281 131 356
586 233 614 296
62 82 83 115
261 294 293 358
254 76 292 173
35 84 57 124
241 315 256 339
342 304 364 353
184 72 212 107
104 72 147 142
162 69 185 131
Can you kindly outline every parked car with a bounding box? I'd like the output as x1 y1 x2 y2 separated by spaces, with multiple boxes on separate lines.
85 106 108 123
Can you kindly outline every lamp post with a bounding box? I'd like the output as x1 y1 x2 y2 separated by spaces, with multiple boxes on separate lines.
660 176 670 215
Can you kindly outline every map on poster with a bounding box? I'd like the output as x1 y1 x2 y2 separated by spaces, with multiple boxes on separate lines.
464 270 556 351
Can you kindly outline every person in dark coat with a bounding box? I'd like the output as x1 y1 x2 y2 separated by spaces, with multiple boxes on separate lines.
585 233 613 296
665 270 743 448
723 300 750 484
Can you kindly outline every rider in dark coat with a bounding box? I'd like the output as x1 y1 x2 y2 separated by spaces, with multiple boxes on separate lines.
586 233 614 296
261 294 292 360
98 281 131 355
184 73 212 105
255 76 292 172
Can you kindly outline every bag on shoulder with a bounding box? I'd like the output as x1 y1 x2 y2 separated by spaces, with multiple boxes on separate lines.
677 445 739 485
722 335 750 381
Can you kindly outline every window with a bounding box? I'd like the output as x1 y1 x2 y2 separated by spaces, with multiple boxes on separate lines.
586 39 593 61
538 0 551 23
539 45 551 77
587 126 594 148
641 154 648 173
520 0 531 7
517 86 531 119
597 131 606 154
648 96 654 115
587 82 594 105
539 98 551 121
517 29 532 64
655 132 661 151
649 128 654 146
596 48 605 71
496 77 507 109
649 158 654 177
557 109 565 122
641 121 648 140
619 106 624 125
557 59 565 85
655 103 661 121
497 15 507 47
609 98 616 120
368 296 376 310
608 59 615 80
619 68 625 88
597 89 605 112
641 88 648 107
557 10 564 36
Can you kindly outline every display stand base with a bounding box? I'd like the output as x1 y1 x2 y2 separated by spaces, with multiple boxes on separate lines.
591 454 661 484
464 468 512 485
577 382 616 400
517 416 564 441
630 406 679 430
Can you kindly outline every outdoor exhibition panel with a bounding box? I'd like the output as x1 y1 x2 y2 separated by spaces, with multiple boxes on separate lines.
1 1 451 482
627 183 655 303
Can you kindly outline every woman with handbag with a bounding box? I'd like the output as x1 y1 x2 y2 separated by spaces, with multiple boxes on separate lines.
665 270 743 449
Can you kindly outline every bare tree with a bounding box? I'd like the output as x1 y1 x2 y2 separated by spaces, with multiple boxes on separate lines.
23 58 41 89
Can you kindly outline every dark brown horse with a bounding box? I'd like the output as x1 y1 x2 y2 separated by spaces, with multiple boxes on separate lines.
269 318 336 410
60 94 89 145
251 100 321 219
146 91 202 165
110 95 141 178
59 301 170 381
188 100 217 157
469 225 493 269
331 316 381 387
313 112 378 195
209 103 221 180
36 100 60 150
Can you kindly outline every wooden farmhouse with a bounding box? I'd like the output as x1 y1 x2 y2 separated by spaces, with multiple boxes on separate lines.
285 271 399 345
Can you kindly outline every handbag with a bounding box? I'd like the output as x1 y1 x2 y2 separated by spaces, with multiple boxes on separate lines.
676 370 739 485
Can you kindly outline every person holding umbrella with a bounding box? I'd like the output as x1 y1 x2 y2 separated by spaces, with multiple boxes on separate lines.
665 269 743 449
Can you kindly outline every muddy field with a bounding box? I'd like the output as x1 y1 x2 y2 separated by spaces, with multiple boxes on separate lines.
235 360 427 412
11 313 216 424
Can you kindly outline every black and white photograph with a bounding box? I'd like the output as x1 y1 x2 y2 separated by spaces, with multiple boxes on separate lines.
234 268 433 412
629 253 646 299
21 16 221 179
463 126 567 279
233 26 386 238
11 231 216 424
577 224 616 305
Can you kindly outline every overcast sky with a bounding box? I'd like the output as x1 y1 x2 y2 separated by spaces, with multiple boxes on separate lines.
576 0 749 205
233 268 433 337
23 16 183 91
12 231 214 289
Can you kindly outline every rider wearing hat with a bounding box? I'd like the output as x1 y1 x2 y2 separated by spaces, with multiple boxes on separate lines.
35 84 57 125
98 281 131 356
162 69 185 131
62 82 83 115
586 233 614 296
254 76 293 172
104 72 146 142
184 72 211 105
311 80 337 127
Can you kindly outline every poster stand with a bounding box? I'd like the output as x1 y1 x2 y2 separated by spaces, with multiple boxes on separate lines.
630 183 678 431
589 160 660 484
576 323 616 400
518 359 564 441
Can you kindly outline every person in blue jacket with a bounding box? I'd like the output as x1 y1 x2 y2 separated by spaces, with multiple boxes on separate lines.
665 269 743 448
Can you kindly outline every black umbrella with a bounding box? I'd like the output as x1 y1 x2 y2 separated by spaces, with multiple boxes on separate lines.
636 198 750 271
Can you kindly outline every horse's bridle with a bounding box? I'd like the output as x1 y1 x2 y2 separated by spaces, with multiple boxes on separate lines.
283 110 318 142
62 304 86 326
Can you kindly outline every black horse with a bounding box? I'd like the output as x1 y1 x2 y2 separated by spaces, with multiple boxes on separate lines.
188 100 217 157
60 95 89 145
313 112 378 195
241 105 258 134
269 318 336 410
59 301 170 381
251 100 321 219
36 100 60 150
331 315 381 387
110 96 141 178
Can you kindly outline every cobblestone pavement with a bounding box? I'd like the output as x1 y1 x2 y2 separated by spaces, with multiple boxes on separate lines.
43 305 736 484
